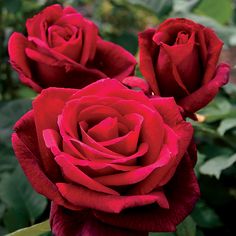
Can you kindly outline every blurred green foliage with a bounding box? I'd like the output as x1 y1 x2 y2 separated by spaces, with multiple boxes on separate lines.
0 0 236 236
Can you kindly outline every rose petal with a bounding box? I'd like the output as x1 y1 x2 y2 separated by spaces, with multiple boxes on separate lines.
50 29 83 61
122 76 150 94
33 87 77 180
63 6 78 14
25 37 106 89
60 100 122 140
79 120 124 157
138 29 160 95
57 153 139 176
150 97 183 127
80 19 98 65
99 113 143 155
130 121 193 195
43 129 61 156
67 138 130 162
26 4 63 40
110 100 164 165
93 39 137 80
57 183 169 213
178 63 230 113
154 42 190 98
69 135 149 165
69 79 134 101
8 33 42 92
94 155 200 232
87 117 119 141
128 126 179 195
12 111 78 210
202 28 223 84
156 32 201 94
54 12 84 27
50 203 148 236
94 143 172 188
55 155 119 195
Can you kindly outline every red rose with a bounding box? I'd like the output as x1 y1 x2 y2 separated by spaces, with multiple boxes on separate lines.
139 18 230 113
8 4 136 92
12 79 199 235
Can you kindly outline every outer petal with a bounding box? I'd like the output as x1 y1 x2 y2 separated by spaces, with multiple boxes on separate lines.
150 97 183 127
12 111 78 210
94 155 200 232
55 155 119 195
154 43 189 98
122 76 150 94
56 183 169 213
202 28 223 84
178 63 230 113
25 38 107 89
155 33 201 96
93 39 137 80
80 20 98 65
8 33 42 92
50 203 148 236
63 6 78 14
139 29 160 95
26 4 63 40
33 88 77 181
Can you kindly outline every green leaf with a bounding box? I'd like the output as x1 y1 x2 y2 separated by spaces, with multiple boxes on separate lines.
194 152 207 178
16 86 37 99
198 96 232 123
223 83 236 98
0 99 32 147
0 226 8 236
173 0 200 13
6 220 50 236
199 154 236 179
110 32 138 55
197 142 233 160
192 200 223 228
0 145 18 173
0 203 6 218
0 166 47 232
196 229 205 236
149 233 175 236
217 118 236 136
193 0 233 25
0 99 32 130
192 121 236 149
127 0 172 18
176 216 196 236
2 0 22 13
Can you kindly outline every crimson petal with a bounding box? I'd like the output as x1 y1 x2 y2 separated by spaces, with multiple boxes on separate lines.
178 63 230 113
50 203 148 236
94 155 200 232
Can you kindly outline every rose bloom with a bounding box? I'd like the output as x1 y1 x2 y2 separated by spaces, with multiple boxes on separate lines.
12 79 199 235
8 4 136 92
139 18 230 113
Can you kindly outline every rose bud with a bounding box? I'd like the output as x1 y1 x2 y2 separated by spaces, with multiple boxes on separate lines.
12 79 199 235
8 4 136 92
139 18 230 113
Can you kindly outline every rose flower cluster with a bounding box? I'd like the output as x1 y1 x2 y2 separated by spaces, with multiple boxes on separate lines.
9 4 230 236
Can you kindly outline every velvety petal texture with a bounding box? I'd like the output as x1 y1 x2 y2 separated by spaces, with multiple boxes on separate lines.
8 4 136 92
139 18 230 113
50 203 148 236
12 79 199 235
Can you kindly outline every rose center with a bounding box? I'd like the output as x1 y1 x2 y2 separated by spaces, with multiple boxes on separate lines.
47 25 75 47
175 31 189 45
